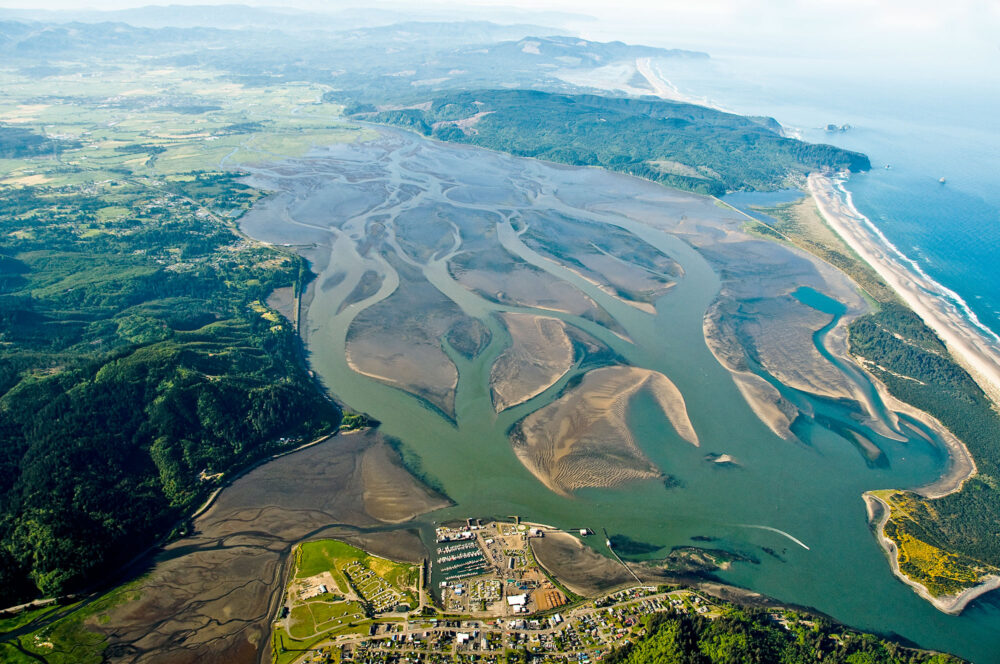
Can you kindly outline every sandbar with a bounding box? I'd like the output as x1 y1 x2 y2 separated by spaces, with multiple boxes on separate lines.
511 366 698 496
490 313 575 412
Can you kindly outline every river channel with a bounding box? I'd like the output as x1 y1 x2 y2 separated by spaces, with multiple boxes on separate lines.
238 127 1000 663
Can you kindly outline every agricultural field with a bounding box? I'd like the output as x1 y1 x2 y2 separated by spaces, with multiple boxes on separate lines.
0 59 368 611
0 63 372 189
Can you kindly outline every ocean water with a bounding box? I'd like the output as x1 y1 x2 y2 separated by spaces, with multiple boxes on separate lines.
652 55 1000 342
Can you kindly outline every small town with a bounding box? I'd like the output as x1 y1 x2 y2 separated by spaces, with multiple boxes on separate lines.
271 520 732 664
289 583 721 664
434 520 568 616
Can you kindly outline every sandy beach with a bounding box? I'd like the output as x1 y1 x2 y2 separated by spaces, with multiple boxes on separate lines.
811 172 986 498
635 57 688 102
635 58 727 111
810 173 1000 407
814 171 1000 612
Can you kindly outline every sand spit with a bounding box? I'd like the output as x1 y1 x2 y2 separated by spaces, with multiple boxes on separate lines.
810 172 979 489
864 369 976 499
703 301 797 440
864 493 1000 615
636 58 703 107
635 57 687 102
809 173 998 612
810 173 1000 407
491 312 575 412
511 366 698 496
732 375 796 439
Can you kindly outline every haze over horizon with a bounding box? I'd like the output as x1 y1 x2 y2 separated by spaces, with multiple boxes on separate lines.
1 0 997 71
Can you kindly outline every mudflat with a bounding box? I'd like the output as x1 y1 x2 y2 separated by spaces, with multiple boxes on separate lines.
235 128 990 658
490 313 575 412
88 431 446 664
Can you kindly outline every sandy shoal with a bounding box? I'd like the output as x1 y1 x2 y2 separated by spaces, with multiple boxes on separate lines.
513 365 698 496
491 312 575 412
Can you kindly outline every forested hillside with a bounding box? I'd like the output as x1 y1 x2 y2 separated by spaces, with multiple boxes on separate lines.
354 90 870 194
849 304 1000 593
601 605 961 664
0 173 341 605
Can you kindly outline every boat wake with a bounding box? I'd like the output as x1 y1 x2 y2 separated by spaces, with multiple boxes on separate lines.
734 524 811 550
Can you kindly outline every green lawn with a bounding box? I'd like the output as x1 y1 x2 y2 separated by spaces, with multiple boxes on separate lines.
296 540 366 578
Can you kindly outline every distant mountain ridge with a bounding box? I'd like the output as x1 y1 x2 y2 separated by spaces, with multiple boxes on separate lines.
0 4 579 34
0 19 705 103
468 34 707 62
0 18 565 57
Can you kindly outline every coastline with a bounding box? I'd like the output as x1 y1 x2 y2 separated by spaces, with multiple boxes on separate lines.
635 58 728 112
863 493 1000 615
862 368 977 499
809 173 1000 407
811 170 1000 611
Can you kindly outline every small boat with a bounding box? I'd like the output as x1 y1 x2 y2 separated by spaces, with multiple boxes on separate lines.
939 177 947 184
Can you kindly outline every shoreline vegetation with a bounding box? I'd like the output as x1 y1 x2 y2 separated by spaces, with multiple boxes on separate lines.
809 174 1000 405
355 84 1000 613
0 170 348 608
806 173 1000 612
728 170 1000 612
863 493 1000 615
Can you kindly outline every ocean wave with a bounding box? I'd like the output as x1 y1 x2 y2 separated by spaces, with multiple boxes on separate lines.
835 178 1000 346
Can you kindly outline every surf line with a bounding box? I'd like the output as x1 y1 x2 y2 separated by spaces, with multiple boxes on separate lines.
732 524 811 551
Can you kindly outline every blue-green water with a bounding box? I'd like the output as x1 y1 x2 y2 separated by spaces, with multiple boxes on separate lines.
654 55 1000 659
655 56 1000 343
241 128 1000 662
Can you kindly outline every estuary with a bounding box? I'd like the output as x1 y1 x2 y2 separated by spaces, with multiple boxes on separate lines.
237 127 1000 662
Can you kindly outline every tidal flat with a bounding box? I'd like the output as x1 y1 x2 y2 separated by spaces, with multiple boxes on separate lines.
235 127 1000 662
83 431 447 664
490 312 574 412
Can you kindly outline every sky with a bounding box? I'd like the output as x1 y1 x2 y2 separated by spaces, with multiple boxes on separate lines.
1 0 997 72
